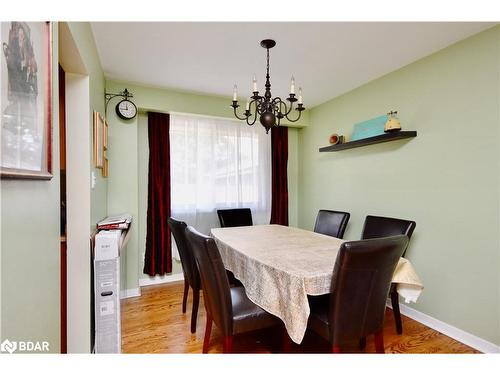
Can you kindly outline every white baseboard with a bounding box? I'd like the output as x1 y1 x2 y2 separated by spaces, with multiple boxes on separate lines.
139 273 184 287
120 288 141 299
387 300 500 354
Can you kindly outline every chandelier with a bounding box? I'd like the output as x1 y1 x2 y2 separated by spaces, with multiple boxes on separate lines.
231 39 305 133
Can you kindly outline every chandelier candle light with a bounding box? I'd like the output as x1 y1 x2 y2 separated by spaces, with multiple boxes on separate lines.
231 39 305 133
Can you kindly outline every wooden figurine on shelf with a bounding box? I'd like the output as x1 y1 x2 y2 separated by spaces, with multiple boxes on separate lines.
384 111 402 132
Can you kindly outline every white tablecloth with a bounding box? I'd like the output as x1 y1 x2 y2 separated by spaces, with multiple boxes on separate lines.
211 224 423 344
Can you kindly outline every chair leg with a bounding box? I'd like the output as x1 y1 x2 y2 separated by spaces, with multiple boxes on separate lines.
191 289 200 333
332 345 341 353
223 336 233 354
282 327 292 353
359 337 366 350
374 331 385 354
182 279 189 314
391 290 403 334
202 313 213 354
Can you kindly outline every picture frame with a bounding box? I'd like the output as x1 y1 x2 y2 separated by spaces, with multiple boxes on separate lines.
103 119 108 151
102 119 109 178
102 157 109 178
93 111 105 169
1 22 53 179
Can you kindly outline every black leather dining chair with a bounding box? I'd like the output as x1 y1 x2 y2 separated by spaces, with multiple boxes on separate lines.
168 217 201 334
314 210 350 239
217 208 253 228
216 208 252 286
307 235 408 353
361 215 416 335
185 226 280 353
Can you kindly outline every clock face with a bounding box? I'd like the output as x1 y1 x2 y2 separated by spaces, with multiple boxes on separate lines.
116 99 137 120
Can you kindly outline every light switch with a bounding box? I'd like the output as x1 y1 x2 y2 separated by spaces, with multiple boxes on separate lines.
91 171 96 189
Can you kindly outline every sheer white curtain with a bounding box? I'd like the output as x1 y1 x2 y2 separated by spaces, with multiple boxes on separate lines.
170 113 271 238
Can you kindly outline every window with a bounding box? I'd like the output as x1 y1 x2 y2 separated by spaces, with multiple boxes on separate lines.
170 113 271 235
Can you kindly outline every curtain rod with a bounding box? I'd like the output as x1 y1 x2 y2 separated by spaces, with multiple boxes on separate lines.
138 108 236 122
138 108 303 128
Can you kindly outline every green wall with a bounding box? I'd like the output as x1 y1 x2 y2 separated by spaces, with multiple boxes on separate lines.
106 80 307 289
299 26 500 345
1 23 60 352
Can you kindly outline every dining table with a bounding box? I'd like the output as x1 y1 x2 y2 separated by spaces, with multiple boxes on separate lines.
210 224 423 344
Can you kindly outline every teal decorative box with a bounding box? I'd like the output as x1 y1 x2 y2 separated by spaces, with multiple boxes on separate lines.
350 115 388 141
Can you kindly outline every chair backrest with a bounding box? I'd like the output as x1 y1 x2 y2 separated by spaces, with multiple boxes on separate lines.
328 235 408 345
314 210 350 239
217 208 253 228
167 217 200 290
361 215 416 256
184 226 233 336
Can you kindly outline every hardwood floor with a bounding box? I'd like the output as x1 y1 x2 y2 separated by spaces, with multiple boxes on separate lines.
121 281 479 354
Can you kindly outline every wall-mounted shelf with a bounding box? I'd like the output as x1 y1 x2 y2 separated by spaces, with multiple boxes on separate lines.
319 131 417 152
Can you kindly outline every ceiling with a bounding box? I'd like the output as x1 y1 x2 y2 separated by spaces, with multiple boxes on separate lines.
91 22 496 107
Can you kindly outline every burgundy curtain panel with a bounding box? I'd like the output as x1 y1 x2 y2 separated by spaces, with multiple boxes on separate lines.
270 126 289 226
144 112 172 276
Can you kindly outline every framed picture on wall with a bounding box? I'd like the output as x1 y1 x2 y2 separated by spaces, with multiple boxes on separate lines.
103 119 108 151
93 111 105 169
102 119 108 177
102 157 108 178
1 21 53 179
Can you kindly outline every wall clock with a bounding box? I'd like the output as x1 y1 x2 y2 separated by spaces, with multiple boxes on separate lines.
115 99 137 120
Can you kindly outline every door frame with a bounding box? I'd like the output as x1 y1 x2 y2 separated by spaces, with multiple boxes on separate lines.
59 22 92 354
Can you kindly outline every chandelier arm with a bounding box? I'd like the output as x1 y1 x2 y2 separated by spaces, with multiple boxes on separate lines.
254 98 264 115
277 98 293 117
271 97 287 115
243 99 258 125
271 97 282 111
282 100 294 117
256 101 263 114
285 109 303 123
251 98 262 114
246 107 258 126
233 106 249 121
